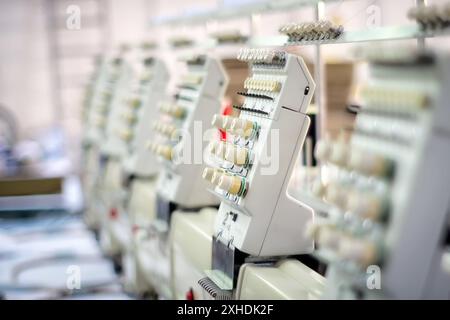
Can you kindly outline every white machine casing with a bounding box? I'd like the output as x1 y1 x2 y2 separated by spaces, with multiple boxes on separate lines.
170 208 217 300
118 58 169 289
81 56 109 146
100 60 135 158
96 50 149 255
119 58 169 292
83 55 130 229
81 57 111 228
235 259 325 300
98 158 129 256
121 178 158 295
123 59 169 177
100 58 169 257
155 55 229 209
208 50 316 257
86 56 131 147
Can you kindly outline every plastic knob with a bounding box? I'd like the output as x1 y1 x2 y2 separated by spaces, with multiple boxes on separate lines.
202 167 215 182
225 145 249 166
349 149 392 177
311 179 327 198
230 118 255 138
330 142 349 166
129 98 141 109
171 105 185 118
314 139 333 161
211 114 233 130
120 130 133 141
338 237 378 267
346 191 385 221
217 175 246 196
325 183 347 208
317 226 341 250
157 145 172 160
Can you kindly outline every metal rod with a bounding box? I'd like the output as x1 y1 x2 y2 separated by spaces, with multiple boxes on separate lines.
416 0 427 51
314 1 326 141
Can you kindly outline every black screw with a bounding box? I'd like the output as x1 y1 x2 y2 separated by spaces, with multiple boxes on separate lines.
304 86 310 95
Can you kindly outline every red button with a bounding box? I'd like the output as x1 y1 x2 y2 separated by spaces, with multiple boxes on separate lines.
220 102 233 141
186 288 194 300
109 207 118 220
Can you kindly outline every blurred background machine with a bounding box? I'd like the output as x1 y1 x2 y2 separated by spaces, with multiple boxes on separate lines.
309 50 450 299
82 51 131 232
116 56 170 295
94 48 137 258
133 54 228 299
97 53 169 260
99 56 169 290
